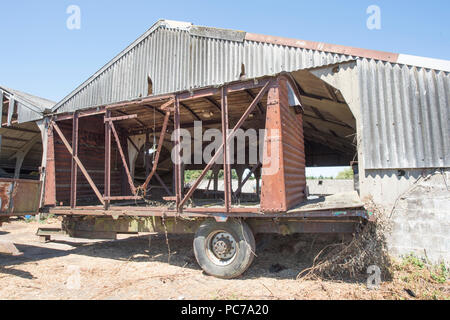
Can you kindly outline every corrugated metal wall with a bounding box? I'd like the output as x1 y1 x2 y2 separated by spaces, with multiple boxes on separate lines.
55 26 354 114
359 59 450 169
53 24 450 171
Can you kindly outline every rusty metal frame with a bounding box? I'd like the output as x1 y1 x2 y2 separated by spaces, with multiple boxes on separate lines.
221 86 232 212
109 120 137 195
177 80 272 210
48 76 302 216
234 162 262 198
52 121 105 205
70 112 79 208
141 107 172 194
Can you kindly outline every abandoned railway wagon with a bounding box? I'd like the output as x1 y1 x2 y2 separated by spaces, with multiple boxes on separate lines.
42 72 366 278
39 20 449 277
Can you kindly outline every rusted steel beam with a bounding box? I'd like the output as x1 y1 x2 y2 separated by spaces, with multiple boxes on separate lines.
70 113 79 209
104 110 111 209
221 87 232 212
180 102 201 121
245 89 265 116
234 163 262 198
50 206 368 221
116 110 146 128
141 110 171 193
142 104 167 117
174 98 183 210
127 136 140 153
204 97 222 112
44 124 56 206
227 78 271 93
106 94 174 110
103 196 142 201
154 171 173 196
104 114 138 122
178 88 220 101
55 109 107 121
179 80 272 209
52 122 105 205
160 99 175 111
109 121 137 195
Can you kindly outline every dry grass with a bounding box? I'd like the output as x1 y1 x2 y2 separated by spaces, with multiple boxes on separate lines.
0 218 448 300
297 198 392 281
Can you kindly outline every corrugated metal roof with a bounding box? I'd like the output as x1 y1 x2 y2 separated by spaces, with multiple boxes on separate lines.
52 19 358 114
50 19 450 170
0 86 55 123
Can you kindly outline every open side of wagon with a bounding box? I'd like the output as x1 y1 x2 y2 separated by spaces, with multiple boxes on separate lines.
40 71 366 278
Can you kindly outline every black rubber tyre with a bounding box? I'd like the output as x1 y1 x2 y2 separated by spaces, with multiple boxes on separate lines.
193 219 256 279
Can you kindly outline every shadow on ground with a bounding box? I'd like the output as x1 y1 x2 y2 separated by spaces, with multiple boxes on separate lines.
0 232 367 284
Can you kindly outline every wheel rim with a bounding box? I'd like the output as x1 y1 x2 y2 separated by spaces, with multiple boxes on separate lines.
205 230 238 266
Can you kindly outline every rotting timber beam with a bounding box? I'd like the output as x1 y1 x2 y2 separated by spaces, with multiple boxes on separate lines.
52 121 105 205
178 80 273 210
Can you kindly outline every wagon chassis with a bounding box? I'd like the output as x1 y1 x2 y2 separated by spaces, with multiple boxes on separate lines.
42 73 366 278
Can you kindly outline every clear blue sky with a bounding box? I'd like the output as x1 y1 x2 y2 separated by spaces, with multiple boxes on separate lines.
1 1 448 176
0 0 448 103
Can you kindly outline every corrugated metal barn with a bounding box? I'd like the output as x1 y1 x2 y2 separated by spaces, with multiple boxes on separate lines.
0 86 54 218
45 20 449 263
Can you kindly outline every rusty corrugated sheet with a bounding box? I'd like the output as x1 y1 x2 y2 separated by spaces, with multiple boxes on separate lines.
0 178 41 215
261 79 306 212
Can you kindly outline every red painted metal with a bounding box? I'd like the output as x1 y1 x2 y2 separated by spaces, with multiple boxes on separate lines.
141 110 171 193
174 98 183 210
53 121 106 205
104 114 138 122
178 81 272 210
221 87 232 212
70 113 79 208
0 178 41 215
104 111 111 209
109 121 137 195
44 124 56 206
260 78 306 213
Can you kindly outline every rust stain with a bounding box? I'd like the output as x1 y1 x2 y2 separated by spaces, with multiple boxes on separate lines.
0 182 12 213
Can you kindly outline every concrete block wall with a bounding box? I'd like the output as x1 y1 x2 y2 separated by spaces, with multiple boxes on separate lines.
386 169 450 264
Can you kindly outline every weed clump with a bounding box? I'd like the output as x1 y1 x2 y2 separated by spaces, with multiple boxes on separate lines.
297 198 392 281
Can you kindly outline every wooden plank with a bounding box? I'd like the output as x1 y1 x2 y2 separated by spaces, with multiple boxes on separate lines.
52 122 105 205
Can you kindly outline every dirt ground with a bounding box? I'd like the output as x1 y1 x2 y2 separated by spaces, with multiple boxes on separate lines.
0 218 448 300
